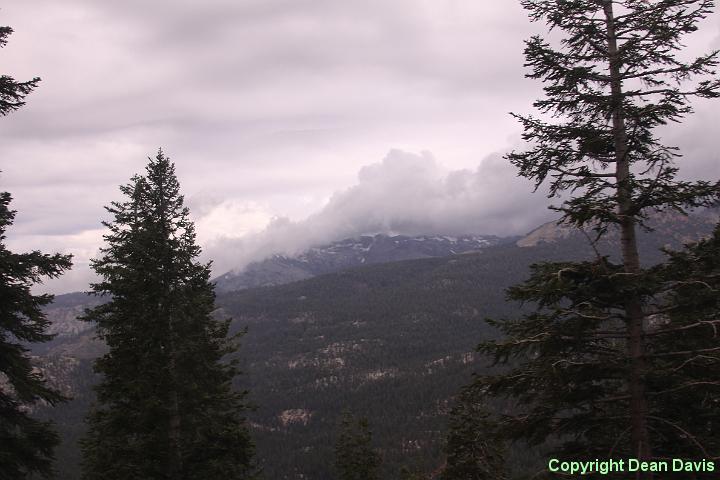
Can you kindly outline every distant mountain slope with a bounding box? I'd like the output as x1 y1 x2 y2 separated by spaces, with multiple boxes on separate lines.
43 242 563 480
216 211 720 478
213 234 510 292
517 207 719 249
39 234 510 343
36 209 719 479
218 242 585 479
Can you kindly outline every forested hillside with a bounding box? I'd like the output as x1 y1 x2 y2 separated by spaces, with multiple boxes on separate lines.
34 209 718 479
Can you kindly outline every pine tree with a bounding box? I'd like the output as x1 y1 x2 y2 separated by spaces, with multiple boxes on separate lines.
475 0 720 476
80 150 255 480
0 25 40 116
645 223 720 464
477 232 720 479
0 21 72 479
441 386 505 480
335 411 381 480
0 191 72 479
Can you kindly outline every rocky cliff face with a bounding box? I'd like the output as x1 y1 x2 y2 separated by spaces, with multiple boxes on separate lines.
33 293 104 359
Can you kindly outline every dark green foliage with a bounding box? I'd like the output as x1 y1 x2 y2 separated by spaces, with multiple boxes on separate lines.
0 21 72 478
644 224 720 462
80 150 255 479
0 25 40 116
0 190 72 479
441 386 505 480
475 0 720 471
477 231 720 476
509 0 720 231
479 258 651 463
335 412 380 480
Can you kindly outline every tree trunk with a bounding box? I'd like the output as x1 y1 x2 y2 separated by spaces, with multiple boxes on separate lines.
603 0 653 472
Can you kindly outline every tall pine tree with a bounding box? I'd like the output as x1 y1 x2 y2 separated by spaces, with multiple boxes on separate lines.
0 21 72 479
0 191 72 478
80 150 255 480
474 0 720 477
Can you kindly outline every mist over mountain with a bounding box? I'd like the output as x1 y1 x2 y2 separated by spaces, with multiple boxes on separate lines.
199 149 556 278
213 233 513 292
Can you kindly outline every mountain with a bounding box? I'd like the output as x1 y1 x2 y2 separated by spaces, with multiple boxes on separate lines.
517 207 719 249
38 243 541 479
35 209 719 479
38 234 510 349
32 292 104 359
213 234 511 292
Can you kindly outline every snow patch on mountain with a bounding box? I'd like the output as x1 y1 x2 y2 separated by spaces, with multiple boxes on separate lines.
213 233 511 293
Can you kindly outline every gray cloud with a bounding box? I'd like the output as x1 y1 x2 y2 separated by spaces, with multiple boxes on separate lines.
202 148 556 274
1 1 719 293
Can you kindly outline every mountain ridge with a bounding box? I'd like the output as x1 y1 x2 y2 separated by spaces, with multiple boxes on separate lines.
213 233 512 292
517 207 719 247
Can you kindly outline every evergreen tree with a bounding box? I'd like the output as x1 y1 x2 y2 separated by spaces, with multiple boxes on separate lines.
80 150 255 480
0 191 72 479
477 230 720 479
0 25 40 116
335 411 381 480
645 223 720 464
441 386 505 480
475 0 720 476
0 21 72 479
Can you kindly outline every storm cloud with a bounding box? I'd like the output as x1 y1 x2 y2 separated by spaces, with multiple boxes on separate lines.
201 148 556 273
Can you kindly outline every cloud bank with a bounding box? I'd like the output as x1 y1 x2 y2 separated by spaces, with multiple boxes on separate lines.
3 1 718 293
201 149 555 274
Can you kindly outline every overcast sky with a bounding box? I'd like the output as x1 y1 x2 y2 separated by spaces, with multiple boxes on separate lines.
3 1 720 294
